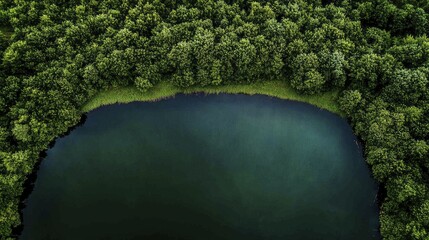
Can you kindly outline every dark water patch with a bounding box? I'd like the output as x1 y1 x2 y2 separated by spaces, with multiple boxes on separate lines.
20 94 380 240
12 115 88 238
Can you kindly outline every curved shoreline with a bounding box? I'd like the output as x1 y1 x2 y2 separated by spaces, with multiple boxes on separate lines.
15 83 344 238
21 93 381 239
81 83 385 235
13 86 386 240
81 81 343 116
11 115 88 238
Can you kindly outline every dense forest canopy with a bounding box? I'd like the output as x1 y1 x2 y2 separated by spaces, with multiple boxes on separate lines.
0 0 428 239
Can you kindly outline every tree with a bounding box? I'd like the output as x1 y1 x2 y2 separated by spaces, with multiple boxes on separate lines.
12 123 30 143
339 90 362 115
290 53 325 94
349 53 396 91
125 2 162 35
319 50 347 87
1 151 33 174
135 77 153 92
409 140 429 161
247 2 275 24
388 35 429 68
364 27 391 53
168 41 195 87
382 69 428 105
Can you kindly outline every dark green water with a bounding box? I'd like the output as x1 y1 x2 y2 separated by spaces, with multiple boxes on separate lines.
20 94 380 240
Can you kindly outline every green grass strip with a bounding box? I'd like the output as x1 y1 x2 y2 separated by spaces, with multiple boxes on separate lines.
81 81 343 116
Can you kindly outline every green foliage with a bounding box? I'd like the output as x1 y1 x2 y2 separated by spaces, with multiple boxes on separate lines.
319 50 348 87
0 0 429 239
291 53 325 94
349 53 396 91
135 77 153 92
338 90 362 115
355 0 429 35
383 69 428 105
11 124 30 143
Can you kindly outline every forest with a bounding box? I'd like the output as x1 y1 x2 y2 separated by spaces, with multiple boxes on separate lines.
0 0 428 239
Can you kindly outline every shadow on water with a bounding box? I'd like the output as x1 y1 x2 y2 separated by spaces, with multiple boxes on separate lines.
11 115 88 238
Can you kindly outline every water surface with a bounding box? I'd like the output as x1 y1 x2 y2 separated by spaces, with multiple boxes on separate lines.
21 94 380 240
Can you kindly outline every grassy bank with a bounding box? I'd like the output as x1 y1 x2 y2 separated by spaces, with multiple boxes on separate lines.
81 81 343 115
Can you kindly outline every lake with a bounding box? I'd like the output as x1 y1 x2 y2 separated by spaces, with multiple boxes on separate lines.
20 94 380 240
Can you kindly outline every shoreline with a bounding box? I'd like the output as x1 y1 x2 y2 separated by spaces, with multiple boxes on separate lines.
14 81 346 238
81 81 343 116
11 115 88 238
